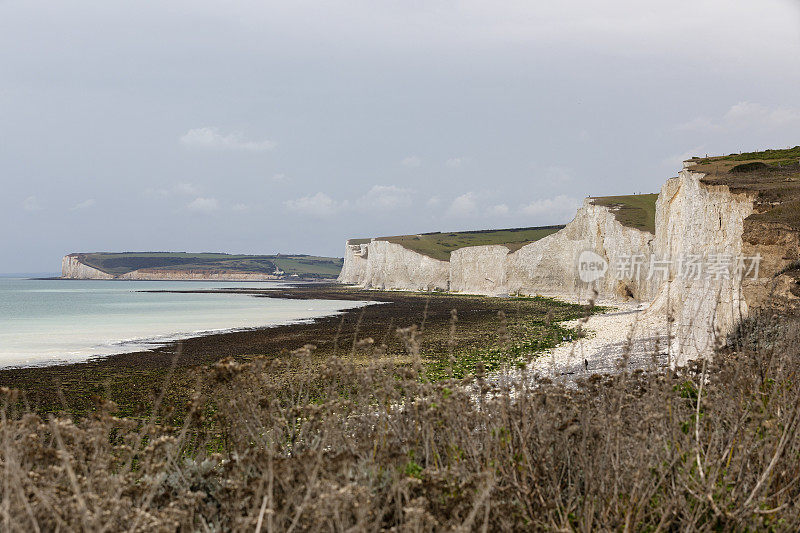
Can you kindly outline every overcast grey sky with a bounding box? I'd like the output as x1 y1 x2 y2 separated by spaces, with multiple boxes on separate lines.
2 0 799 273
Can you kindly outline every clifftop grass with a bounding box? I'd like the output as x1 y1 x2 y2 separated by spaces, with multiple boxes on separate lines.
589 193 658 233
692 145 800 169
348 225 565 261
73 252 344 278
689 146 800 230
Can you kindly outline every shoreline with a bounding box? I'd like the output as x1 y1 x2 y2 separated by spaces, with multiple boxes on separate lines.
0 284 506 415
0 284 420 373
0 284 601 417
0 305 373 372
0 280 368 371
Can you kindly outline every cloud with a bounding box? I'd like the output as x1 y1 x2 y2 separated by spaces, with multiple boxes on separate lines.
677 102 800 133
520 195 581 221
285 185 411 216
232 203 250 212
144 187 168 198
284 192 344 216
145 182 200 198
445 157 463 168
22 196 42 212
446 192 479 217
426 196 442 208
70 199 96 211
180 127 276 152
401 155 421 167
487 203 510 216
186 197 220 213
271 173 287 182
358 185 414 210
544 165 573 183
174 182 200 195
529 164 573 182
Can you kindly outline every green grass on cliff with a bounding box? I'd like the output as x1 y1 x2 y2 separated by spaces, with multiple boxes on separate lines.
348 194 659 261
688 146 800 230
694 146 800 167
589 193 658 233
350 225 565 261
688 146 800 179
74 252 343 278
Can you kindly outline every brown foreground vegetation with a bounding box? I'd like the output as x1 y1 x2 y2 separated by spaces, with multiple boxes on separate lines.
1 298 800 530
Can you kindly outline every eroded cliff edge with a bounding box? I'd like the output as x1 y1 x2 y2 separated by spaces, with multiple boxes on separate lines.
339 241 449 291
62 255 115 280
339 153 800 360
340 197 658 301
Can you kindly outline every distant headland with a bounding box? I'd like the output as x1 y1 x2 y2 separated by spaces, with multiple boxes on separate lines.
61 252 343 281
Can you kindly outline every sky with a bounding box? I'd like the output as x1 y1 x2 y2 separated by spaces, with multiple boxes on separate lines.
1 0 799 273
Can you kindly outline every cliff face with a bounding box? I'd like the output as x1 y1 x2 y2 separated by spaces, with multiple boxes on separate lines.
741 223 800 313
338 240 450 291
504 200 657 300
449 245 510 294
61 255 114 279
449 201 657 299
338 243 369 285
648 169 756 361
339 162 789 360
341 200 657 300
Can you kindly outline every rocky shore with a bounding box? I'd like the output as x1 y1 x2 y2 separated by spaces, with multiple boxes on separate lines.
0 284 595 417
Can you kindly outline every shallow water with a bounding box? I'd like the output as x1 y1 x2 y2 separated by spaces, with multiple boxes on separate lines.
0 278 368 368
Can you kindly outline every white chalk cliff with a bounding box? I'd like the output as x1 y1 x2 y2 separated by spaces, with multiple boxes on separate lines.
341 199 657 301
339 163 771 360
647 167 757 362
504 199 658 300
339 243 369 285
341 240 450 291
61 255 114 279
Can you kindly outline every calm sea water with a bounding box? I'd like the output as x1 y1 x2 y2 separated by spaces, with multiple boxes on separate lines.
0 278 369 368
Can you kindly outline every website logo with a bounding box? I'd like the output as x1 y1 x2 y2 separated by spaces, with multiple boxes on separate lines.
577 250 608 283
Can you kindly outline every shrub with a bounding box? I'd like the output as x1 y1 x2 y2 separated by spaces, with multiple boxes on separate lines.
730 161 769 173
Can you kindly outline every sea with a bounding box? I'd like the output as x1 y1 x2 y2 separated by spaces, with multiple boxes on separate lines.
0 277 370 368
